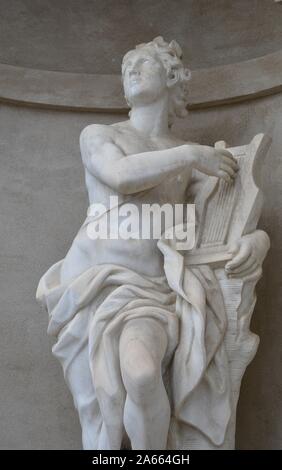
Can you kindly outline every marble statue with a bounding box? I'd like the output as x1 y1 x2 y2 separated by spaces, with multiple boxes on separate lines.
36 37 271 450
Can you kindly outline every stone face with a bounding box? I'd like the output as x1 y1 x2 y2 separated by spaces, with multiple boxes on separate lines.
36 38 270 450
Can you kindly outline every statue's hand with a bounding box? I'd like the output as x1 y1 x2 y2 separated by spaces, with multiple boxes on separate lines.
192 145 238 182
225 230 270 280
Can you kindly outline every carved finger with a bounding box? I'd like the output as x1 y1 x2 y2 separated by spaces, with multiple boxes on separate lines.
228 263 260 280
220 163 236 178
218 170 232 183
240 266 263 282
221 151 238 168
220 149 235 161
225 243 251 271
223 155 239 171
228 255 257 275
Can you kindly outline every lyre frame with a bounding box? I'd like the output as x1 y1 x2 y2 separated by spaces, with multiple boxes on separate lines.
185 134 271 267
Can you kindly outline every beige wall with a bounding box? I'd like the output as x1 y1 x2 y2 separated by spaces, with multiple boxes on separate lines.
0 0 282 73
0 0 281 450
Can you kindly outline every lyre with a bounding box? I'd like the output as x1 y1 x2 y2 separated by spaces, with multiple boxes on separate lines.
185 134 271 267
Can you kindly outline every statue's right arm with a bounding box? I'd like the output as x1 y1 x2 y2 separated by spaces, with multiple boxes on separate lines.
80 125 238 195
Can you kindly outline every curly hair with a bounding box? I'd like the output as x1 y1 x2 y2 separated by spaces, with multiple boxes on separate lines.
122 36 191 126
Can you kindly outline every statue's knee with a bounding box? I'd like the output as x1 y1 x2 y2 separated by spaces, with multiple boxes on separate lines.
122 356 159 403
131 361 157 390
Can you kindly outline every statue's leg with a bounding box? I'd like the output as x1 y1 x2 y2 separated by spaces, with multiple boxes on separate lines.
59 336 102 450
119 317 170 450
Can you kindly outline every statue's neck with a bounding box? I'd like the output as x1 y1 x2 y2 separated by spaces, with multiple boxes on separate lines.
129 97 169 138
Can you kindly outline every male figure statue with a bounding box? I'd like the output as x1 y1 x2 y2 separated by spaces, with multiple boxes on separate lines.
37 37 270 450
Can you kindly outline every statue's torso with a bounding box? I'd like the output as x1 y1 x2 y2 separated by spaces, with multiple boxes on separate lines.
61 122 192 281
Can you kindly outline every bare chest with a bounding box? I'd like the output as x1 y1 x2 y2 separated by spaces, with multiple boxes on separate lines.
114 130 159 155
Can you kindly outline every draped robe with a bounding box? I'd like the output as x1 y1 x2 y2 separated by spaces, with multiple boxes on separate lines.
36 200 231 449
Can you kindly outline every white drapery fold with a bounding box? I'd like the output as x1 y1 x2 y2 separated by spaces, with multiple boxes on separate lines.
37 240 231 448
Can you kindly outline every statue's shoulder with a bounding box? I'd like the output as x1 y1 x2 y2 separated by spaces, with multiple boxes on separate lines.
80 123 118 146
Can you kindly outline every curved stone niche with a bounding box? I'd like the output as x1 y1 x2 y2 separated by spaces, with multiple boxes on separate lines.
0 50 282 112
